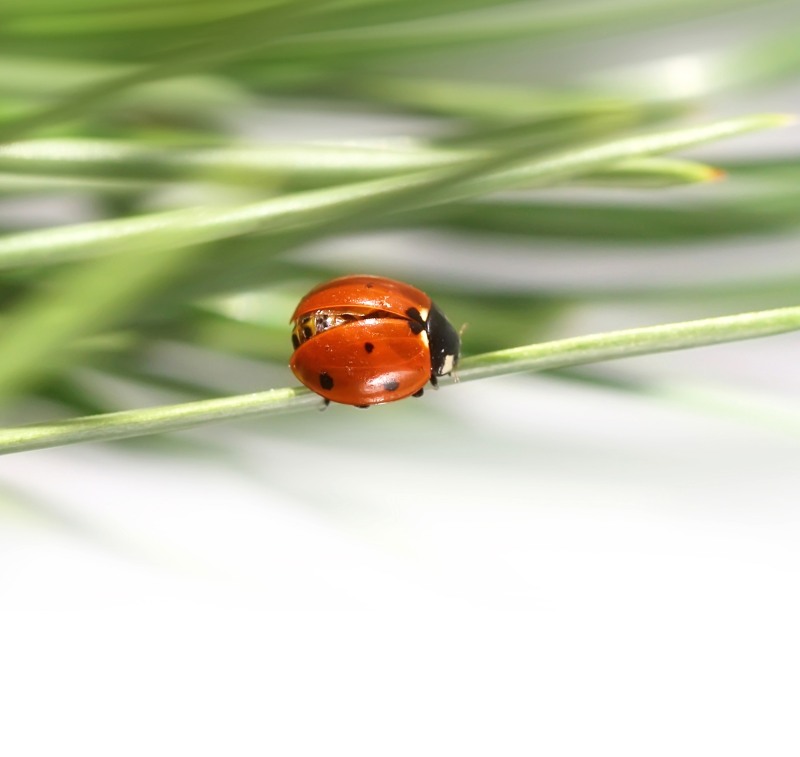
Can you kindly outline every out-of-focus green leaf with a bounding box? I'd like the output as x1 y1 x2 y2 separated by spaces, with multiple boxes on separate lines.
342 77 646 121
0 136 458 185
0 0 341 141
725 27 800 88
0 138 720 191
433 189 800 243
0 114 785 270
249 0 792 62
459 114 788 195
0 240 197 402
567 157 725 188
0 172 154 196
721 156 800 183
0 2 281 35
36 375 112 418
0 55 250 108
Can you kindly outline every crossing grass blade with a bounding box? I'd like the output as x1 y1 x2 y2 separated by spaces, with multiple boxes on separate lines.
0 242 199 402
432 188 800 243
0 113 787 271
0 139 722 190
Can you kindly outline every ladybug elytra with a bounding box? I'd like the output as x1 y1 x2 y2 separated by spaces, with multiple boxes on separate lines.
289 275 461 407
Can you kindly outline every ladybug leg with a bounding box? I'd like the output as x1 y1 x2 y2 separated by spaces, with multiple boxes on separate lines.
429 373 439 389
319 398 331 411
355 404 370 409
412 388 424 398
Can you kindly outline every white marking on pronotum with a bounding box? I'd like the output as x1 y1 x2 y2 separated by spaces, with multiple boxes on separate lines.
440 354 455 376
418 307 430 321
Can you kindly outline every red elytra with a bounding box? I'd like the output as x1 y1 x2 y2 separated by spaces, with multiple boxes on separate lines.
289 275 461 407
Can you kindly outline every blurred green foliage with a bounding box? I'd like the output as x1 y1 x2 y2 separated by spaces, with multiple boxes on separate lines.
0 0 797 437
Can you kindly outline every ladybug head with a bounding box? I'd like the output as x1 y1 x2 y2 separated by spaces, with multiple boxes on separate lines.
426 302 461 379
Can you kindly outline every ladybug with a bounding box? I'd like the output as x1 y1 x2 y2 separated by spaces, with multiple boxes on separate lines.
289 274 461 407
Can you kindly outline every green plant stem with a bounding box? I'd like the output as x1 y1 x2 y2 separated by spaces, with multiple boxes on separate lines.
1 304 798 456
455 305 800 380
0 138 721 190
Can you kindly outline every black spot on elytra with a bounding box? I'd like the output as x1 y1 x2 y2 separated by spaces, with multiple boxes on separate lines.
383 380 400 392
365 283 374 289
319 371 334 390
364 342 374 353
302 326 313 339
412 388 424 398
291 333 300 349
